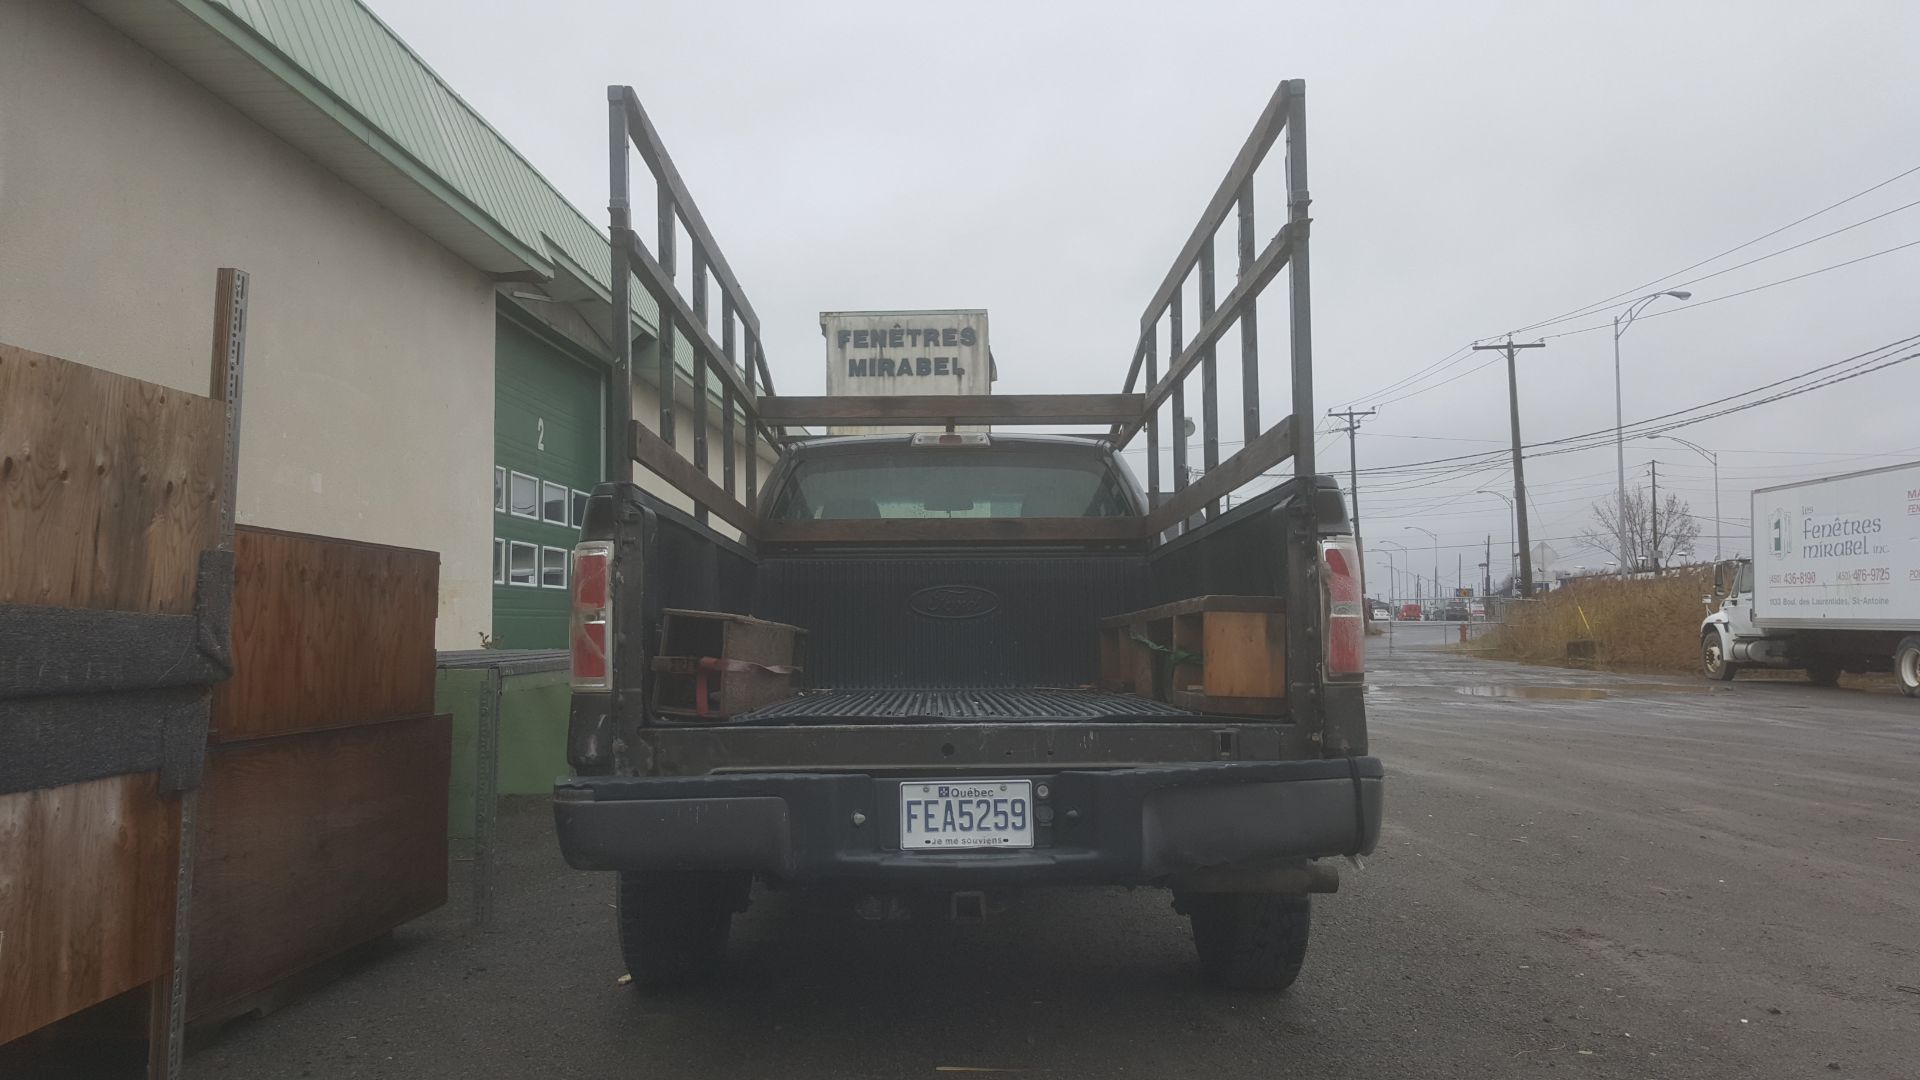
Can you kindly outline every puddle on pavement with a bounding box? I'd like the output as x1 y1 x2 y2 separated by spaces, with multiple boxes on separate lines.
1452 682 1714 700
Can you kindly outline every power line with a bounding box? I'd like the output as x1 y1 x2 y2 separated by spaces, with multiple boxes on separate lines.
1507 162 1920 336
1332 164 1920 413
1357 332 1920 477
1541 238 1920 341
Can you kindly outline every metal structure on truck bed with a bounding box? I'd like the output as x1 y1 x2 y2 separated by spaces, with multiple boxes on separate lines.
605 79 1315 534
604 79 1322 697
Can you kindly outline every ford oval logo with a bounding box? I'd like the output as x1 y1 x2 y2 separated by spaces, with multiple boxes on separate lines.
908 585 1000 620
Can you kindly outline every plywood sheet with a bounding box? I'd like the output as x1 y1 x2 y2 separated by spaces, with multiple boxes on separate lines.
187 714 450 1020
210 527 438 743
0 344 223 615
0 773 181 1045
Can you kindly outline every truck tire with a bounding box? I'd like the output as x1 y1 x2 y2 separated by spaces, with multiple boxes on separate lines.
616 872 741 991
1184 893 1311 991
1805 660 1842 688
1702 632 1739 682
1897 636 1920 699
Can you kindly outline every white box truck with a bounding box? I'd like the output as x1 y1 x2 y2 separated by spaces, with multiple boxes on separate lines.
1700 460 1920 696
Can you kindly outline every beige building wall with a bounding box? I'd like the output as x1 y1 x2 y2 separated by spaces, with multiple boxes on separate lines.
0 1 497 648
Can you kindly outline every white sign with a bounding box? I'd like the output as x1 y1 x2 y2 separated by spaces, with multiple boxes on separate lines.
1752 461 1920 626
821 309 993 433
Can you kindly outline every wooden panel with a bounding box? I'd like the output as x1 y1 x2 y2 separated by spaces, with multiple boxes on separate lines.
1129 617 1172 701
187 715 451 1021
761 517 1144 545
0 343 224 615
757 394 1145 427
1142 415 1294 534
1202 610 1288 698
631 420 761 536
0 773 181 1046
1099 593 1288 628
209 526 438 743
1171 614 1205 694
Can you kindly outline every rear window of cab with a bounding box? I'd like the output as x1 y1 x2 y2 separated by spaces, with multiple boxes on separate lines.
768 447 1136 520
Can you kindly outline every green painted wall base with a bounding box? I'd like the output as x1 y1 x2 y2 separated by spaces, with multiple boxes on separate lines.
437 656 572 856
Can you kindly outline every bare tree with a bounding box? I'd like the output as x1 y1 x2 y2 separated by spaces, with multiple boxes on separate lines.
1580 486 1700 571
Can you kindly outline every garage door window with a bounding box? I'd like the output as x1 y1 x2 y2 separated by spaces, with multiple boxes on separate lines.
572 489 590 529
494 467 507 513
508 541 538 586
542 481 570 526
541 546 568 589
509 472 539 519
494 538 506 585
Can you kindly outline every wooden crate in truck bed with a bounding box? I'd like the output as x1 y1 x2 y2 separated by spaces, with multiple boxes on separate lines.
1099 596 1287 715
651 609 805 719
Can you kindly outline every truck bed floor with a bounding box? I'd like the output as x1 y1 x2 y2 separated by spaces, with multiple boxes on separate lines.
734 687 1195 723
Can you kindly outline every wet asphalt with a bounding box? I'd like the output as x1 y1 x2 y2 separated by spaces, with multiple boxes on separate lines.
187 627 1920 1079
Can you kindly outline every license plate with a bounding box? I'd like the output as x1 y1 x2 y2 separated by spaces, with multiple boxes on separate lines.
898 780 1034 850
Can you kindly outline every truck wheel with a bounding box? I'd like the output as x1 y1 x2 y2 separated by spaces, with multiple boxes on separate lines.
1702 633 1739 682
1897 636 1920 699
1805 661 1842 688
616 872 741 991
1184 893 1311 991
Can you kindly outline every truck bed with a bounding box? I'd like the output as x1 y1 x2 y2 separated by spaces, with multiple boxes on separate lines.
732 687 1195 724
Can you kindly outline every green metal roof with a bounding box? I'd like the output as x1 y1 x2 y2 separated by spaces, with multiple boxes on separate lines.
88 0 666 342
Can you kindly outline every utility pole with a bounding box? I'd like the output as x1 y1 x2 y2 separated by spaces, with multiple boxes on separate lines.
1473 336 1545 596
1649 459 1660 573
1485 535 1492 596
1328 408 1376 599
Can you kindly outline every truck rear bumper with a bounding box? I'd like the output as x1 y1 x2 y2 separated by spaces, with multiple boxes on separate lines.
552 758 1383 887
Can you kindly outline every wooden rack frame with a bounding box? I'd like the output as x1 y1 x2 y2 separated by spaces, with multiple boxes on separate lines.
606 79 1314 547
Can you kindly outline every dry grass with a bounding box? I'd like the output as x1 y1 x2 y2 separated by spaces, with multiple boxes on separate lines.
1482 569 1712 673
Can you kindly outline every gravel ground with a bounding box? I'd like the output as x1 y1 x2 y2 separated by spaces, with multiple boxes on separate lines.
188 633 1920 1079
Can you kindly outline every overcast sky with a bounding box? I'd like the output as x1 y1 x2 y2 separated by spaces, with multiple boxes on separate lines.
376 0 1920 594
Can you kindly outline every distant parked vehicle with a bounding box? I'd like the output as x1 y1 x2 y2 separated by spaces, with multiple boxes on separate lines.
1441 600 1469 621
1398 603 1423 621
1368 601 1392 621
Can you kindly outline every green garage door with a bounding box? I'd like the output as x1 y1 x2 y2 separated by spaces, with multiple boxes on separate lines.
492 306 603 649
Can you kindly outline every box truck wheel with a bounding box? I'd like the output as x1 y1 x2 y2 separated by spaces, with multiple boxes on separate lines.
1897 636 1920 699
1702 632 1739 681
1183 893 1311 991
617 871 742 991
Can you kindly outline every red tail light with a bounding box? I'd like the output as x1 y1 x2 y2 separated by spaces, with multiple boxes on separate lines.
1321 537 1365 676
571 541 612 689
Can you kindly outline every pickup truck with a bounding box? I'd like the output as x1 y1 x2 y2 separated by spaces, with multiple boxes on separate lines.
556 77 1383 994
555 433 1381 991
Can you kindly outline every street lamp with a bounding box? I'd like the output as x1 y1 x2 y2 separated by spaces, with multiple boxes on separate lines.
1613 290 1691 549
1405 525 1439 602
1374 550 1397 604
1380 540 1411 603
1653 434 1720 562
1475 489 1516 595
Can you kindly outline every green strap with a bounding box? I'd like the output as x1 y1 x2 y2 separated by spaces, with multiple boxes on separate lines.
1128 632 1201 688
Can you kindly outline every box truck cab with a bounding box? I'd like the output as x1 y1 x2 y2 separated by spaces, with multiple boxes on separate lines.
1699 461 1920 698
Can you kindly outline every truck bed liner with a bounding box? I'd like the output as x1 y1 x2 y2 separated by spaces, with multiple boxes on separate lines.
733 687 1194 723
